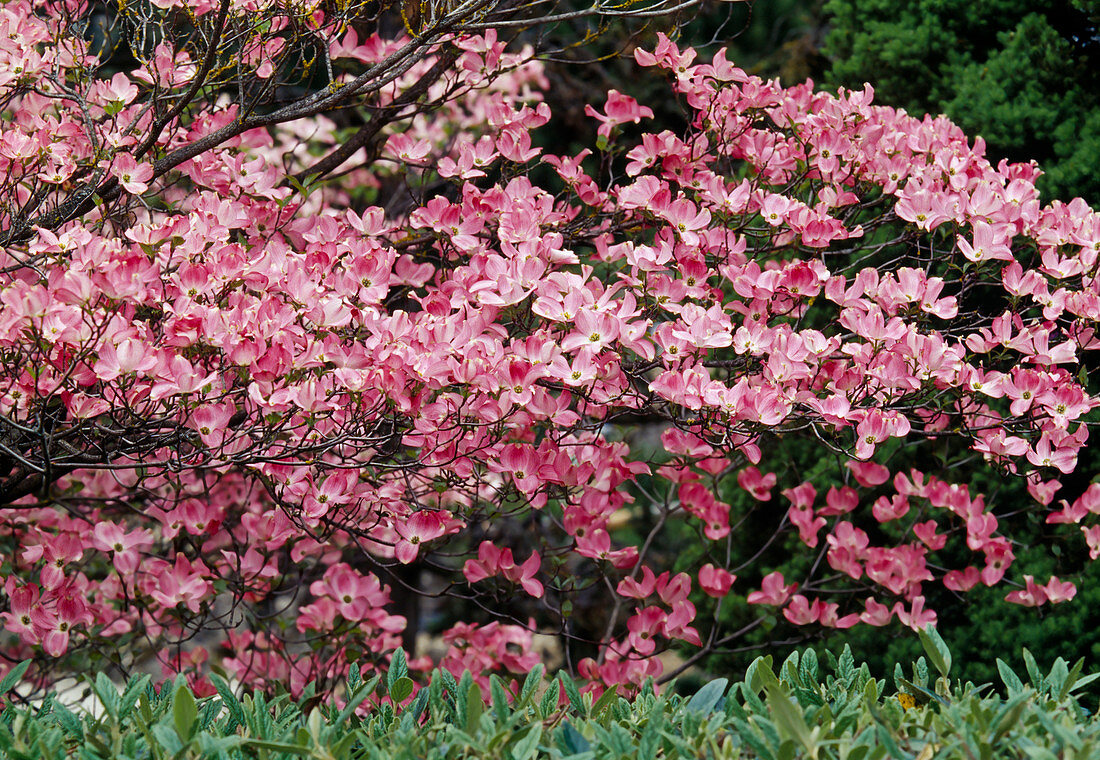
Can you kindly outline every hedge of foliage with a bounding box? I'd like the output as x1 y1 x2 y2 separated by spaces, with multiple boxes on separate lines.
0 628 1097 759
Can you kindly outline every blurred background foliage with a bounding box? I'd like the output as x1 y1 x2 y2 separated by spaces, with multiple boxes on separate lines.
524 0 1100 691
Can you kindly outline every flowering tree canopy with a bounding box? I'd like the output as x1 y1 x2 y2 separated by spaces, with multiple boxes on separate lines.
1 0 1098 700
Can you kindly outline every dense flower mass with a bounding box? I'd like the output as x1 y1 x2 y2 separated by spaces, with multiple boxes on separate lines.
0 0 1097 699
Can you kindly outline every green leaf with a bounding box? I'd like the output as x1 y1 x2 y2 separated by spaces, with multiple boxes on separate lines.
913 656 929 688
0 661 29 695
590 684 620 719
993 695 1029 742
746 655 776 695
838 645 856 682
440 669 459 702
211 674 246 726
428 671 446 718
388 648 408 693
875 723 906 760
732 716 775 760
780 651 801 687
456 671 473 725
173 682 198 741
242 738 312 755
511 723 542 760
334 675 379 729
490 675 510 722
465 683 484 733
539 679 561 717
997 660 1024 694
752 656 781 694
138 691 155 725
407 687 430 724
863 677 879 704
638 703 664 760
739 680 767 717
93 672 120 719
287 175 315 200
152 723 184 754
765 682 814 754
519 664 544 706
390 676 415 705
1047 657 1069 698
799 648 819 685
1060 657 1086 700
560 721 591 755
1069 672 1100 695
1022 649 1043 690
119 675 151 721
559 672 585 716
331 732 359 760
45 697 82 739
686 678 728 715
917 626 951 678
196 733 245 755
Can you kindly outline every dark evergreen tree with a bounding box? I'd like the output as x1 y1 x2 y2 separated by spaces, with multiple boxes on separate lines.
822 0 1100 203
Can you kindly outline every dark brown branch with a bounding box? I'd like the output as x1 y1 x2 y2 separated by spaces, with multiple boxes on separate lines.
293 47 461 184
133 0 233 161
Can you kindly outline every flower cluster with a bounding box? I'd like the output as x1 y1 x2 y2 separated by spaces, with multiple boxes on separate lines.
0 1 1097 698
